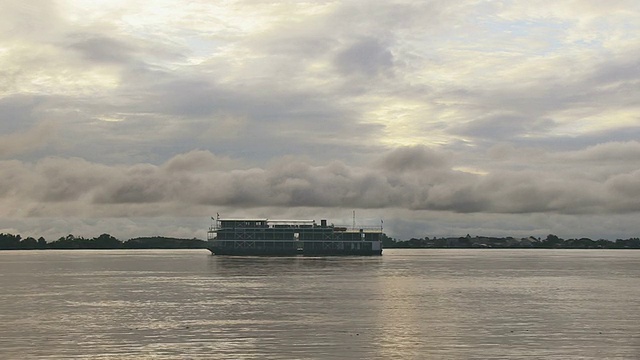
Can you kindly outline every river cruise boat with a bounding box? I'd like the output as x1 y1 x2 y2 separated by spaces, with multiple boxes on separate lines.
207 218 383 256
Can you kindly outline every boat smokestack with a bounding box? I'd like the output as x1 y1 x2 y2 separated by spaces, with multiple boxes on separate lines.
321 219 327 227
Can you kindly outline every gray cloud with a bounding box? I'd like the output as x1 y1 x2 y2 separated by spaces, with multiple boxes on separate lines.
605 169 640 212
1 146 639 219
0 121 57 158
377 145 449 172
452 113 556 140
335 38 394 77
564 141 640 162
66 34 136 64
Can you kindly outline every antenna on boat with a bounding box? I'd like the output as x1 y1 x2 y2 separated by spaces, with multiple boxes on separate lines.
212 213 220 229
352 210 356 230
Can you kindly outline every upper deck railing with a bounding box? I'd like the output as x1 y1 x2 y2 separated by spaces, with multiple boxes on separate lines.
341 226 384 233
208 218 383 233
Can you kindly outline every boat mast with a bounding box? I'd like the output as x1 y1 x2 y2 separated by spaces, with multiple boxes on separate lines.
353 210 356 230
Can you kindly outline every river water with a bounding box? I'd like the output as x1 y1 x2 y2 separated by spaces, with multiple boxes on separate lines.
0 249 639 359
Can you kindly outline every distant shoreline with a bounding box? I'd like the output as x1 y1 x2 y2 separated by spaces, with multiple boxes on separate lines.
0 234 207 250
384 235 640 249
2 232 640 250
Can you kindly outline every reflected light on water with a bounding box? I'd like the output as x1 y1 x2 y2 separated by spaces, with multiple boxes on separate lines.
0 249 639 359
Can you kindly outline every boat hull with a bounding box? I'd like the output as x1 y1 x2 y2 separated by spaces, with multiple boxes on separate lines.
208 249 382 256
207 246 300 256
207 243 382 256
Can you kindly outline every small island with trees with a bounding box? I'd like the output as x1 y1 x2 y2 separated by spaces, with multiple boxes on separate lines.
1 232 639 250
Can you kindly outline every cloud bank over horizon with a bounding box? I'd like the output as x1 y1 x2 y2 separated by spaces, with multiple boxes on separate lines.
2 0 640 240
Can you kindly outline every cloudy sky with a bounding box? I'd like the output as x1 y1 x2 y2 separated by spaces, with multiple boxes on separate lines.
2 0 640 241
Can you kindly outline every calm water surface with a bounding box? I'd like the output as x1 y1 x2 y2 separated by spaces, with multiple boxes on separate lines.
1 249 639 359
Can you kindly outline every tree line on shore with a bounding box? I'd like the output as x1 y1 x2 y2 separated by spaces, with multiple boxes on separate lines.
0 233 207 250
1 232 639 250
384 234 640 249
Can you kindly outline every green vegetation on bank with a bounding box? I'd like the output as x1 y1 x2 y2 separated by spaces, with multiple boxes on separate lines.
1 232 639 250
0 233 207 250
383 234 640 249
